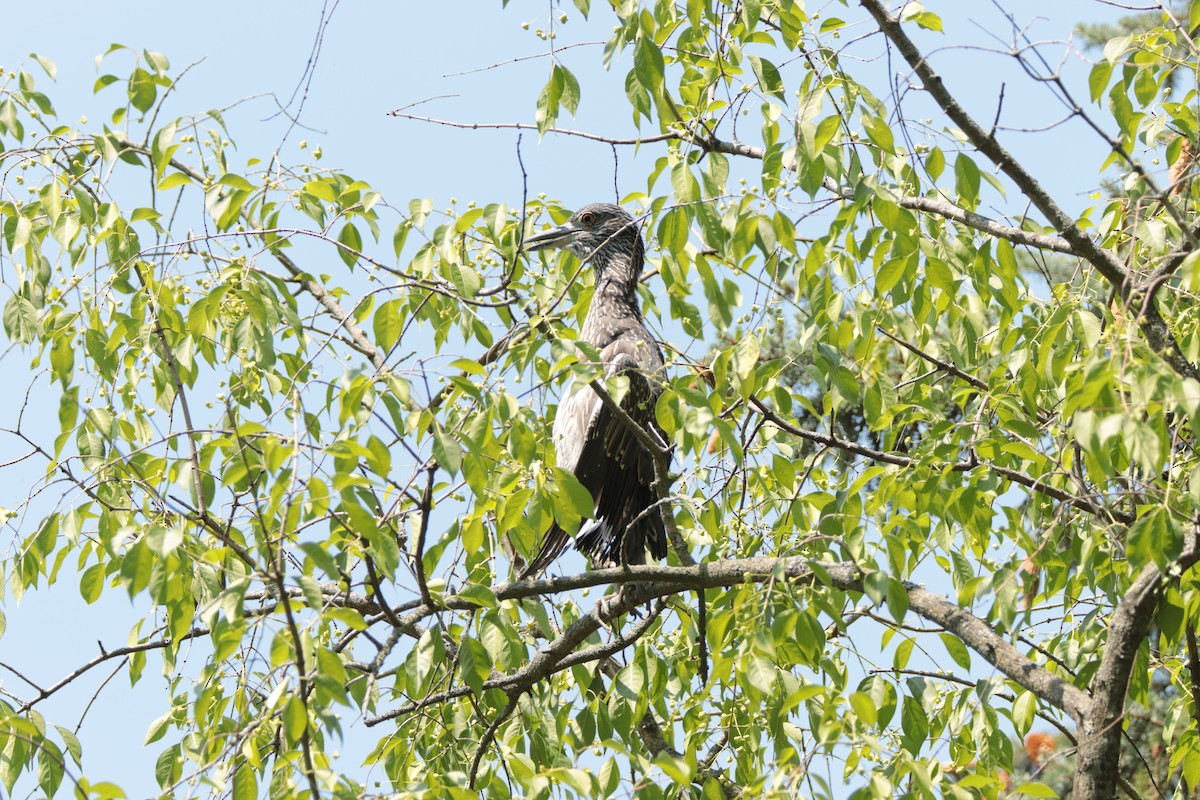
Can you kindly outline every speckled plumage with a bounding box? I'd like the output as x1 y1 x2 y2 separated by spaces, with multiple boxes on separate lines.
521 204 669 577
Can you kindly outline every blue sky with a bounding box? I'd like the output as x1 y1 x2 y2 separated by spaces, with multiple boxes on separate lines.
1 1 1130 796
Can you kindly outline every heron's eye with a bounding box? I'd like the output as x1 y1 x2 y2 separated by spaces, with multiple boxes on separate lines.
579 211 596 226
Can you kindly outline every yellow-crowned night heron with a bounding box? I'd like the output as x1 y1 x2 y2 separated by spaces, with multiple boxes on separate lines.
521 203 669 577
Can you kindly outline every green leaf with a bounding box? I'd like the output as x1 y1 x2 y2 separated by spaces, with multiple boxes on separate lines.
128 67 157 113
144 50 170 75
657 206 689 253
55 726 81 766
744 656 775 694
731 334 760 383
742 0 761 29
926 257 955 294
121 541 156 598
37 741 64 797
456 582 498 608
748 56 784 100
954 154 981 207
373 298 405 352
283 696 307 743
337 223 363 267
33 54 57 80
215 172 254 191
556 64 581 115
863 570 887 607
144 711 172 746
861 114 895 154
884 577 908 621
156 172 192 191
1133 67 1159 107
940 633 971 669
304 179 337 203
450 262 481 298
1089 61 1114 104
535 70 562 134
131 207 161 224
458 636 492 695
1103 33 1133 63
908 11 943 31
454 207 484 234
1012 691 1036 738
79 564 105 603
555 467 594 518
926 146 945 180
875 255 912 295
900 695 928 755
232 763 256 800
432 426 463 477
634 36 665 96
1127 506 1183 570
672 162 700 204
812 115 840 156
154 745 181 788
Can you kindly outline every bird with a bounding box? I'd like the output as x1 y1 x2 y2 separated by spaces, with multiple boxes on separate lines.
520 203 669 578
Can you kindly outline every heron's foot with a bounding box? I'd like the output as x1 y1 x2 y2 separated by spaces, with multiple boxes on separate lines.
614 581 650 618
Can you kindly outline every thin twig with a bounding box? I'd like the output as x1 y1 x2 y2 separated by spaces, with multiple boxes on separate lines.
414 463 436 607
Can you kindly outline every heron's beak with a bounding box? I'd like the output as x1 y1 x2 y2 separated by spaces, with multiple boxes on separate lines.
523 220 579 252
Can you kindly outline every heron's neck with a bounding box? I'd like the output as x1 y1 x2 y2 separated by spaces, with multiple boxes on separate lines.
594 269 640 301
594 249 642 306
589 239 643 299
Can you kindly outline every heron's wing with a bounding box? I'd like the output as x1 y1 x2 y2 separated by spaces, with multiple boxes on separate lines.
519 383 599 578
523 336 667 577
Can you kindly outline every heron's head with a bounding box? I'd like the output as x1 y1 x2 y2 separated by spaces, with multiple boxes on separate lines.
523 203 642 266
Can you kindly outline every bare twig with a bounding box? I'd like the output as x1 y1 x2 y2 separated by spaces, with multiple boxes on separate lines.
413 463 436 607
824 178 1076 254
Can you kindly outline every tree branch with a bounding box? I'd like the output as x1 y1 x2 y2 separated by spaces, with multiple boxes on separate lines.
859 0 1198 381
361 557 1092 727
904 585 1090 722
746 394 1131 525
823 178 1075 255
413 463 436 607
1074 532 1200 798
114 135 386 372
391 113 1077 258
875 325 989 392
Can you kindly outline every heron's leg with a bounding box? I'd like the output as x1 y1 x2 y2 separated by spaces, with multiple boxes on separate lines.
614 530 649 618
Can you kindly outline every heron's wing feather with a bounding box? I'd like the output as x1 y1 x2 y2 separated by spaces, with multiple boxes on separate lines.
523 333 668 577
519 385 599 579
572 339 667 566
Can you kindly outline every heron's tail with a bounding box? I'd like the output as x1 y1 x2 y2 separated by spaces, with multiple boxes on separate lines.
519 522 570 580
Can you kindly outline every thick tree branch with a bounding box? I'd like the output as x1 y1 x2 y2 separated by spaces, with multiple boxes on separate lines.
905 585 1089 722
1074 532 1200 799
362 557 1092 727
859 1 1119 280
